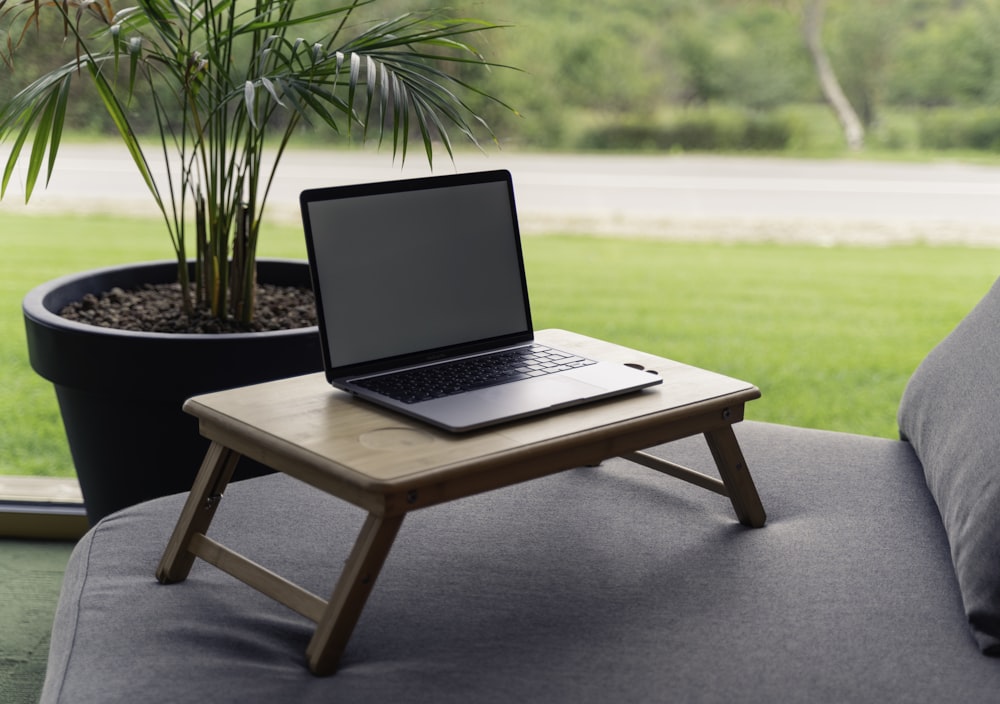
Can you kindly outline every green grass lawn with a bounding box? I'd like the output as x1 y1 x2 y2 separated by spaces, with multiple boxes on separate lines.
526 236 1000 437
3 210 999 478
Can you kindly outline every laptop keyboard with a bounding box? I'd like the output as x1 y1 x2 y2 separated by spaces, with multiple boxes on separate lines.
354 344 596 404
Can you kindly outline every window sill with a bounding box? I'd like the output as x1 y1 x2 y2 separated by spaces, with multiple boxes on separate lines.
0 477 88 540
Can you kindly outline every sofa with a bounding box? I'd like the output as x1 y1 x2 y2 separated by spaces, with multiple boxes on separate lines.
40 280 1000 703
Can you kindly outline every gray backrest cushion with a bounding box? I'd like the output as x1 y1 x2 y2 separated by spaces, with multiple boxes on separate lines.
898 277 1000 655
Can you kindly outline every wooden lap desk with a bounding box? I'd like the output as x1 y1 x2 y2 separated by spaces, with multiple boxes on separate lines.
156 329 766 675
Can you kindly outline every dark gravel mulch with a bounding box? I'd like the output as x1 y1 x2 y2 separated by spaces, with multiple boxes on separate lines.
59 283 317 334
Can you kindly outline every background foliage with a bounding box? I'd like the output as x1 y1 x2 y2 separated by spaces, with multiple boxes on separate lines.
7 0 1000 154
8 0 1000 154
472 0 1000 152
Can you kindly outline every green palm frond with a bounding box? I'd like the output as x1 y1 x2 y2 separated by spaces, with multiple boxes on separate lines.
0 0 515 324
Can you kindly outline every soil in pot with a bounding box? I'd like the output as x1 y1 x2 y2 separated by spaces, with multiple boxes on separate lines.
60 281 317 333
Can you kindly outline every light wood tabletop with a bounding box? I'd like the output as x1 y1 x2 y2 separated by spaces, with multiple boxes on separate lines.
157 329 765 675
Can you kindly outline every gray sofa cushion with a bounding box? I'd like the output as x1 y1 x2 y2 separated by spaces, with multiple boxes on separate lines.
41 422 1000 703
899 278 1000 655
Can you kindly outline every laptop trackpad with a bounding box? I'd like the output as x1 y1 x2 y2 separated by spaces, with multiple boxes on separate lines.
487 373 602 408
424 374 605 430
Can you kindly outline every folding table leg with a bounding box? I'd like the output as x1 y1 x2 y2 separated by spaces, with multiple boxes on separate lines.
306 512 405 676
157 441 242 583
704 426 766 528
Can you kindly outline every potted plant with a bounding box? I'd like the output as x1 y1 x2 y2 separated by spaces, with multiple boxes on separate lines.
1 0 513 523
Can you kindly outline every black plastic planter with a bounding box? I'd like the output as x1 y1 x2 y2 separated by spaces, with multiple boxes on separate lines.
23 259 323 524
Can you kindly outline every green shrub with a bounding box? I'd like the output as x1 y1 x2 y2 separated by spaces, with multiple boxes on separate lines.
580 108 792 152
742 113 794 150
918 107 1000 151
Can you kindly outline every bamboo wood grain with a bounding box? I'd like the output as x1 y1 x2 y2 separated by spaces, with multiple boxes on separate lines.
306 512 405 676
189 533 327 622
705 426 766 527
181 330 760 500
157 441 241 583
621 450 728 496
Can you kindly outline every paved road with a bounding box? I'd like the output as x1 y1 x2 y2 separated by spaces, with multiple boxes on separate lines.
3 143 1000 245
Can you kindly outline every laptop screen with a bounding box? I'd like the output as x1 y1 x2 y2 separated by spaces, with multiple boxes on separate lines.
302 171 533 376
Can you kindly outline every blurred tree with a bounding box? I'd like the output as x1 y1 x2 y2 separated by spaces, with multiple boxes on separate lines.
827 1 901 127
803 0 865 149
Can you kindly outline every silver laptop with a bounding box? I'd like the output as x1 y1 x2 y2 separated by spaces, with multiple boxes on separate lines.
300 169 661 432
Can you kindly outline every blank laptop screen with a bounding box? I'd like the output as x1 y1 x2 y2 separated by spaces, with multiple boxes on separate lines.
305 177 531 370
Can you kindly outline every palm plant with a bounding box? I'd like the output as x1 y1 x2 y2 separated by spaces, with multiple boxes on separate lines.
0 0 512 325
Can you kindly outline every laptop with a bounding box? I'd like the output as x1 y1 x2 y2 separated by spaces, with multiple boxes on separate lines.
300 169 662 432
